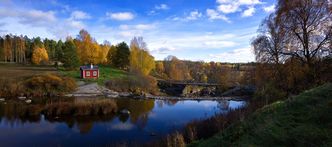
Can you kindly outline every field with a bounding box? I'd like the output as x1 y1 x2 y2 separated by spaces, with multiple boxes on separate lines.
60 65 129 85
0 63 129 86
0 63 58 80
191 83 332 147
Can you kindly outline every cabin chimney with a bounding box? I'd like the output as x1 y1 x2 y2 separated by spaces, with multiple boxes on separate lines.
90 63 93 69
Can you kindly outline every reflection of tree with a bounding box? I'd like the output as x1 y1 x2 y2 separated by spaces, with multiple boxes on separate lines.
164 100 178 106
0 102 42 124
116 99 154 129
0 98 155 133
217 100 230 111
156 100 163 108
46 115 116 134
118 114 129 123
77 121 94 134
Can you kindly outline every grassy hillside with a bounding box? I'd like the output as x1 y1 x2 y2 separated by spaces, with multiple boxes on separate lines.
60 65 129 85
191 83 332 147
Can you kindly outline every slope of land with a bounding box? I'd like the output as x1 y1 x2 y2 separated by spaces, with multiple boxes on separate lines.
191 83 332 147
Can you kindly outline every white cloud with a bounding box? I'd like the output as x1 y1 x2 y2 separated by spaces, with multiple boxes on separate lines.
117 24 156 38
215 0 262 14
186 10 202 20
218 4 240 14
242 7 255 17
150 46 176 54
206 9 230 23
135 24 156 30
70 10 91 20
263 5 275 13
217 0 262 5
0 7 57 26
147 33 237 53
203 40 236 47
22 10 57 25
155 4 169 10
170 10 203 21
209 47 255 63
106 12 134 21
119 24 156 30
111 123 134 131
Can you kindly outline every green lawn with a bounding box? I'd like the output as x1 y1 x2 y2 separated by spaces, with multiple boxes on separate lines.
60 65 129 85
190 83 332 147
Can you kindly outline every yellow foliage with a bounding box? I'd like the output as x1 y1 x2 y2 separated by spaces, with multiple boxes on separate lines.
74 29 110 64
32 47 49 65
129 37 155 76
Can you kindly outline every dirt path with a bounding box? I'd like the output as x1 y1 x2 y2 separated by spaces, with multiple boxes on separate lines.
66 83 116 97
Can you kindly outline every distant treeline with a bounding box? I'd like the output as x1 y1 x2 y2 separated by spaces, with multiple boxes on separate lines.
0 29 256 86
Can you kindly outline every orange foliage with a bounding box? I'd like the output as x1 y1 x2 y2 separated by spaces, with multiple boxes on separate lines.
32 47 49 65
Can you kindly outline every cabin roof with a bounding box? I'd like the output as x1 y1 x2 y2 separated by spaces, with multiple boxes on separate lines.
80 65 99 70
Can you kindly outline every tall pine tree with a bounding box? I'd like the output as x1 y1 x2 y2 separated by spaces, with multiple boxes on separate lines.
113 42 130 69
62 40 79 69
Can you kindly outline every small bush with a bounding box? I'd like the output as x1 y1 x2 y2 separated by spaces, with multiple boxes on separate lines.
106 74 159 95
24 74 77 97
0 78 24 97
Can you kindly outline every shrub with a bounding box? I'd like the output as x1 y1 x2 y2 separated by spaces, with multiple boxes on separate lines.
0 78 24 97
24 74 77 97
254 82 287 105
106 74 159 95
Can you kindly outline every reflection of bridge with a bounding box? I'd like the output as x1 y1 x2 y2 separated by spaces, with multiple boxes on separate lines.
157 79 221 86
157 79 221 96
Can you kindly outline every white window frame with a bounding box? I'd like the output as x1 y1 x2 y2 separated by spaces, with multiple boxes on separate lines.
93 71 97 76
86 71 90 77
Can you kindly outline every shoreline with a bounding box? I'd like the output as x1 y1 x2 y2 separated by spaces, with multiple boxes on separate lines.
66 82 250 101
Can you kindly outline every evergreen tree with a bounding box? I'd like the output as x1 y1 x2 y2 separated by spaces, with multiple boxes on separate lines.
113 42 130 69
56 40 64 62
62 40 79 69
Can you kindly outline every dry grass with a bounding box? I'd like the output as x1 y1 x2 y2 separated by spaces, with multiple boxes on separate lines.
0 98 118 118
0 64 76 97
44 98 117 116
0 63 57 80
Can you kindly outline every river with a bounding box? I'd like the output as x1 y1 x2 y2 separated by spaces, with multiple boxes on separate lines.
0 98 245 146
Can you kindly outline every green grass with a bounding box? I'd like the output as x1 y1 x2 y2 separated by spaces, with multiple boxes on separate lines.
190 83 332 147
60 65 129 85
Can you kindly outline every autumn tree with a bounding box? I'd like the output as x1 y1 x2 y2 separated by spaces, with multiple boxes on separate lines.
0 37 4 61
163 55 191 81
44 38 57 61
4 35 12 62
32 46 49 65
107 45 117 66
98 41 111 64
129 37 155 75
75 29 110 64
62 39 79 69
252 13 287 86
278 0 332 65
75 29 98 64
113 42 130 69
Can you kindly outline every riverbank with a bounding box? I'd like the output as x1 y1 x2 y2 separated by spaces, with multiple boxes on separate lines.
67 82 248 101
190 83 332 146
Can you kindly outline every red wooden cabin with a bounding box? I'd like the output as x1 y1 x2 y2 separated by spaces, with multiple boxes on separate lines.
80 64 99 79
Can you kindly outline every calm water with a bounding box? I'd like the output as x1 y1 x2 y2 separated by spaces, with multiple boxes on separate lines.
0 98 245 146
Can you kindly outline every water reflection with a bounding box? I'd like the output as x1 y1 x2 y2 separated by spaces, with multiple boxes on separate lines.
0 98 245 146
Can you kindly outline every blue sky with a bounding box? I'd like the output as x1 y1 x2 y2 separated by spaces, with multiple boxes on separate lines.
0 0 276 62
